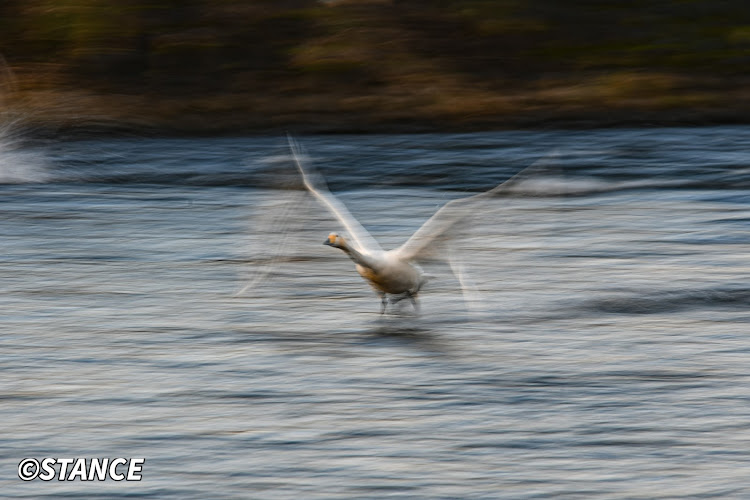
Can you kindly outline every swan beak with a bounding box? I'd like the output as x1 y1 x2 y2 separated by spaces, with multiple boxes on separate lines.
323 239 333 246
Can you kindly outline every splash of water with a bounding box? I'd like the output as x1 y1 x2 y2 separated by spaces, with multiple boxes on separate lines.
0 53 49 183
0 121 49 183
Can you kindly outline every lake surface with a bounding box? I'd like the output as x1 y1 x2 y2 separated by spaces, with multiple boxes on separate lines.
2 127 750 498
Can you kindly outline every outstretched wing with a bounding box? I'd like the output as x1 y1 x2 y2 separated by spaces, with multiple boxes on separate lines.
391 152 558 262
235 189 309 295
288 135 383 255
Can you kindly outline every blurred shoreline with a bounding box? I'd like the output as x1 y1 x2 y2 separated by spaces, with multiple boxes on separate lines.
2 1 749 137
6 89 750 139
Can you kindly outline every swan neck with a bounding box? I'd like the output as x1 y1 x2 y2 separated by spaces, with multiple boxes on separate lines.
340 242 378 269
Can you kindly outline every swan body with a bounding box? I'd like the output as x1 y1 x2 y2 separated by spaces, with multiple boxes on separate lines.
287 135 545 314
324 231 425 312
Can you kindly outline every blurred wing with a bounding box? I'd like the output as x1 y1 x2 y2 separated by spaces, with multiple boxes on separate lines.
235 189 309 295
447 243 484 314
288 134 383 255
392 151 559 262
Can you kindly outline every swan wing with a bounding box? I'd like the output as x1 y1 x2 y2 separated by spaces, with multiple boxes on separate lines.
446 244 485 313
392 152 558 262
288 135 383 254
235 189 310 295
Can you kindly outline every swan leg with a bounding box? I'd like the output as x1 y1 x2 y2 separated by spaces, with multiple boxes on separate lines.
407 291 419 314
379 293 388 315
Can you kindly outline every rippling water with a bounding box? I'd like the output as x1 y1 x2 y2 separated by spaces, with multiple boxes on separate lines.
2 127 750 498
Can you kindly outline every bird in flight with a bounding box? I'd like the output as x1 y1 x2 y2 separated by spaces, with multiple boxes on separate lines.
287 135 549 314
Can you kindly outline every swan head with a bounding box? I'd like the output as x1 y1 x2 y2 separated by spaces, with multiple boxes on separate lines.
323 232 346 249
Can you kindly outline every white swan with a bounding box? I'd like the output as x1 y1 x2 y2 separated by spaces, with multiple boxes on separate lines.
287 135 550 314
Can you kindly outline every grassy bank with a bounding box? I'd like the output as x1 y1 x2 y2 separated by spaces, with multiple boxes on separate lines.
1 0 749 134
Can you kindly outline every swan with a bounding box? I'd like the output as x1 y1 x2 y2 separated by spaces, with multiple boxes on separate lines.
287 135 549 314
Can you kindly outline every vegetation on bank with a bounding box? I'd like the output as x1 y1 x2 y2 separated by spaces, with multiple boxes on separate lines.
0 0 749 133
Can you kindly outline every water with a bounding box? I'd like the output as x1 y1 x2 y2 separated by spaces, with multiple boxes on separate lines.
2 127 750 498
